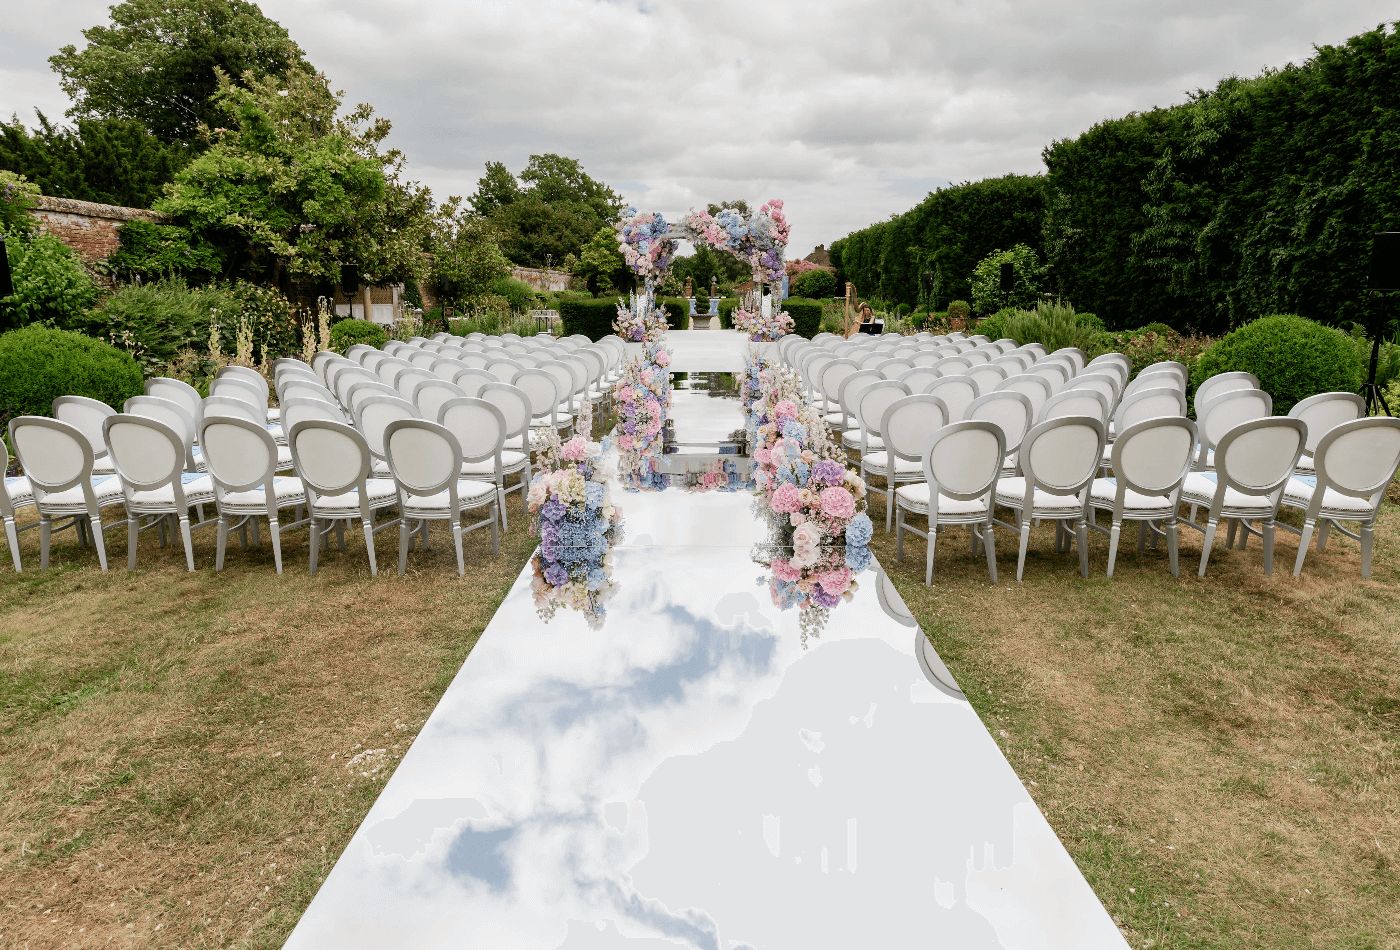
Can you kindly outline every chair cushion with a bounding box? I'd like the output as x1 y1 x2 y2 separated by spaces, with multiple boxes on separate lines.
33 477 125 514
311 478 398 513
861 451 921 476
1294 454 1315 474
1088 477 1176 512
895 482 989 516
1280 475 1373 515
822 410 846 427
1179 472 1275 513
371 457 393 477
216 476 306 513
401 479 497 516
994 476 1084 512
266 407 281 422
124 473 216 511
4 475 34 507
460 450 527 477
91 457 118 476
842 429 882 452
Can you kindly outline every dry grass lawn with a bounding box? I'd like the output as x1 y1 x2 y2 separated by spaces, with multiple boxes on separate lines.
1 481 1396 948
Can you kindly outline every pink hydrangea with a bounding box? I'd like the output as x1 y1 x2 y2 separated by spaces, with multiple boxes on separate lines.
618 434 635 450
819 486 856 520
774 400 798 420
654 349 670 367
816 566 853 596
753 447 772 466
561 436 587 461
771 558 802 582
618 386 635 403
771 482 802 514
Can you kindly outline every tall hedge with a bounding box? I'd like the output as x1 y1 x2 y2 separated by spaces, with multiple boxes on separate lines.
558 299 617 341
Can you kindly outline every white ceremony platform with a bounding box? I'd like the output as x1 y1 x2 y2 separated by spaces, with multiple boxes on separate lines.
285 334 1128 949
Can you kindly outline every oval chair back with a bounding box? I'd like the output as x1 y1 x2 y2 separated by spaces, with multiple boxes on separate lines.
1193 371 1258 416
354 394 419 462
854 380 911 451
1041 388 1109 425
1112 386 1186 433
479 382 533 453
1288 392 1365 457
52 395 116 465
923 375 981 423
967 390 1034 460
145 377 203 432
997 373 1053 420
1197 388 1272 467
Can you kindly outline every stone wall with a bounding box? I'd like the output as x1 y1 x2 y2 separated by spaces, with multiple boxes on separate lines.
30 195 165 265
510 265 571 292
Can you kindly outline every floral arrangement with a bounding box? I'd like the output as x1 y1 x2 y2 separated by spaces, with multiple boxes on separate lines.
613 292 671 343
687 458 750 493
744 351 872 641
527 432 623 627
732 301 795 342
681 199 790 285
613 340 671 491
616 207 678 280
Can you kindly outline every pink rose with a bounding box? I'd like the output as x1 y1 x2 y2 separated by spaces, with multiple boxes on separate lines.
816 567 853 596
754 447 772 466
819 486 856 520
655 349 670 367
771 482 802 514
619 434 635 450
618 386 635 403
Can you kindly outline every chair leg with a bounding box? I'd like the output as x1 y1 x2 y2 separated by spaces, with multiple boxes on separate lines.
451 520 465 577
1166 519 1180 577
1360 521 1374 579
39 516 51 570
983 523 997 583
1316 518 1331 550
1107 520 1122 578
885 477 894 532
498 479 508 531
1077 519 1090 578
895 507 904 561
1261 518 1276 575
127 515 140 570
3 516 20 571
1136 521 1147 554
490 505 500 554
308 517 321 574
335 520 346 551
1199 519 1218 577
269 517 283 575
1016 519 1031 582
398 519 411 575
924 515 937 586
363 519 378 576
90 516 109 572
215 517 228 571
1225 520 1238 549
251 519 261 547
179 515 195 572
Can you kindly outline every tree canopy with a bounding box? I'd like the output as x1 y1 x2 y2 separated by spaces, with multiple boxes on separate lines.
0 114 188 208
470 154 623 267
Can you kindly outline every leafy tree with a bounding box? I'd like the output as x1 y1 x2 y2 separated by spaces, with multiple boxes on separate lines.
50 0 313 147
519 153 623 223
428 198 511 306
568 225 629 295
672 243 748 296
106 220 222 282
157 69 429 291
470 153 623 267
970 244 1049 315
0 170 40 235
0 114 188 208
469 160 519 217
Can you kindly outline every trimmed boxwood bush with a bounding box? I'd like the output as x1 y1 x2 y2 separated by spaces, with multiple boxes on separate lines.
0 325 143 423
329 318 388 353
783 298 823 338
559 298 621 341
790 268 837 300
659 298 688 330
1193 314 1362 413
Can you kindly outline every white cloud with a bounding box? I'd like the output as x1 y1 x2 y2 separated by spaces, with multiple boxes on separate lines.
2 0 1394 254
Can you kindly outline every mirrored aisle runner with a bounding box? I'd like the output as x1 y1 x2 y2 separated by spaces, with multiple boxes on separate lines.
287 338 1127 950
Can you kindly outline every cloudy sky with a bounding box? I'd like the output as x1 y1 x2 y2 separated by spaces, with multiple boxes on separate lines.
1 1 1394 254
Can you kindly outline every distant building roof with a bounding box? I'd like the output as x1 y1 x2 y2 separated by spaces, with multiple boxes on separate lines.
803 244 833 268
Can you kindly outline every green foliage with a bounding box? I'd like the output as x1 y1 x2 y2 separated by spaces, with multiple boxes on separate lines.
673 244 749 297
568 225 629 296
783 298 823 339
790 268 837 299
991 300 1106 354
1110 327 1216 379
831 173 1045 310
471 153 623 268
658 299 687 330
446 311 546 338
0 114 188 208
107 220 221 282
973 307 1021 341
329 318 387 353
487 277 540 312
1 231 101 330
558 298 620 342
947 300 970 323
157 70 430 288
427 199 511 307
717 297 740 330
0 169 40 235
220 280 298 359
0 324 143 424
1194 315 1363 413
970 244 1048 315
49 0 313 147
80 278 226 370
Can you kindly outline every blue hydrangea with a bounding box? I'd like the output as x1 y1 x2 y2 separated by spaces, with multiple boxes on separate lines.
584 481 605 511
587 567 608 591
845 512 874 548
845 544 873 573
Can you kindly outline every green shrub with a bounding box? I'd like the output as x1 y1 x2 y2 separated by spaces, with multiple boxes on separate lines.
1193 314 1362 413
718 297 740 330
790 268 837 299
559 298 620 341
0 325 143 426
974 307 1019 341
659 298 688 330
994 300 1105 353
783 298 823 338
1 170 40 236
81 278 226 370
970 244 1049 314
1135 321 1179 339
107 220 221 283
2 231 101 330
1076 312 1106 332
329 318 388 353
947 300 971 323
487 276 540 311
447 310 545 337
219 281 299 359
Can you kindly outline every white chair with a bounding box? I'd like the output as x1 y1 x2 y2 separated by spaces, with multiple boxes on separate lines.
278 378 335 405
145 377 204 434
923 375 981 422
1029 360 1071 391
866 394 949 531
52 395 118 475
1282 417 1400 578
1086 417 1196 577
355 394 420 477
452 367 496 397
104 414 216 571
478 382 535 518
203 396 292 466
288 420 400 575
997 373 1053 421
200 416 308 573
514 368 568 436
1288 392 1365 474
124 395 204 472
1193 388 1272 470
819 358 860 428
410 378 466 423
966 363 1007 396
994 416 1107 580
440 396 526 531
1042 388 1110 425
894 420 1004 585
9 417 126 570
280 396 348 437
1193 371 1259 417
930 356 970 377
875 358 914 379
393 367 435 402
1179 417 1305 576
209 376 266 415
1063 371 1121 411
853 380 910 476
898 366 942 393
385 419 500 575
967 390 1034 475
1 436 35 570
218 365 274 419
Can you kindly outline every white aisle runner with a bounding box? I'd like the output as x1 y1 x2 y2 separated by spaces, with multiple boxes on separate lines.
285 473 1128 948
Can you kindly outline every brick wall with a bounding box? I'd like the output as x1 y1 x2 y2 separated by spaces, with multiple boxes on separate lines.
510 265 570 292
29 195 165 266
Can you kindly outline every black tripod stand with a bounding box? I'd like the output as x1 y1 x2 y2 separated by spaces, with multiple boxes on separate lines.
1362 327 1394 416
1364 233 1400 416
